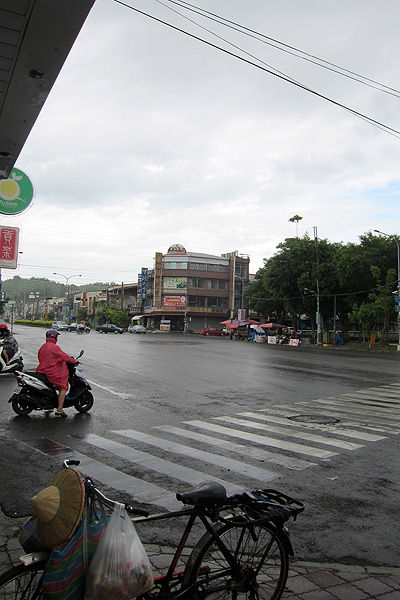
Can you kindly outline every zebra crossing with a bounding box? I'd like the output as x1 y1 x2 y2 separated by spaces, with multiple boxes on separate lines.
23 382 400 510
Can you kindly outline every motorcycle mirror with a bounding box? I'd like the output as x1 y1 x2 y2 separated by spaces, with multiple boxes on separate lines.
77 349 84 359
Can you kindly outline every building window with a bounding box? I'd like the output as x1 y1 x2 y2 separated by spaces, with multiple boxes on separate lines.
188 295 206 307
236 265 248 278
164 261 188 269
207 297 228 309
209 280 227 290
208 263 229 272
190 278 206 288
189 262 208 271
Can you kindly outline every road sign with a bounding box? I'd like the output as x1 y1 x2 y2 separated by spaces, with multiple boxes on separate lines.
395 296 400 303
395 306 400 312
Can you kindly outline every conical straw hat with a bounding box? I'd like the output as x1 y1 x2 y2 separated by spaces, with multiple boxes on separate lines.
31 468 85 548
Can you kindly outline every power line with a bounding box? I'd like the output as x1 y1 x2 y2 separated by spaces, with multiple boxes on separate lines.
164 0 400 99
114 0 400 139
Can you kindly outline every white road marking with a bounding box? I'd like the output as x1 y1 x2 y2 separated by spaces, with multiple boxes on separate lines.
113 429 279 482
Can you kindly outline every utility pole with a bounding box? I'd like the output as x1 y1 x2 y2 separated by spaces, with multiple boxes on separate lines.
313 226 321 344
374 230 400 349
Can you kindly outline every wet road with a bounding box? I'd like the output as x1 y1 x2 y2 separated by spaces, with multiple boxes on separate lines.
0 325 399 567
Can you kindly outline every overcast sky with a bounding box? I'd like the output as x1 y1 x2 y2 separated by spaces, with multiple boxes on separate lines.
4 0 400 285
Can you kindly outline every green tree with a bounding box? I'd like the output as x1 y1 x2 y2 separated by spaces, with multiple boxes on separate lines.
95 303 130 328
77 307 88 323
334 233 398 339
248 235 340 335
351 265 396 342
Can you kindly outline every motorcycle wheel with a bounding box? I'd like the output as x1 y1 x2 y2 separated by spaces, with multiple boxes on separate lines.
11 396 34 415
75 391 94 413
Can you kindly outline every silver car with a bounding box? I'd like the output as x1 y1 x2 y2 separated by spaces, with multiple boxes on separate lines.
129 324 147 334
52 321 68 331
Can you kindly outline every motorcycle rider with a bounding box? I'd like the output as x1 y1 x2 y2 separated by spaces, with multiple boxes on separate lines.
37 329 77 417
0 323 18 366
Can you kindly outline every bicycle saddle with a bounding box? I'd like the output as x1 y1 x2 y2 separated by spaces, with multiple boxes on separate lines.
176 481 227 506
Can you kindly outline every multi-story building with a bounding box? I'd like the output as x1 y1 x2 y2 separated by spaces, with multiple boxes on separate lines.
69 245 250 332
141 244 250 332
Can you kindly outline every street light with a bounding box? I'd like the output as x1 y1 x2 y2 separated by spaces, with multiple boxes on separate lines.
53 273 81 320
374 230 400 348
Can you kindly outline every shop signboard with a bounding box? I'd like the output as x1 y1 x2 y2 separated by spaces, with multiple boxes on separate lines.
160 319 171 331
162 295 186 308
0 169 34 215
140 267 148 299
163 277 187 291
0 225 19 268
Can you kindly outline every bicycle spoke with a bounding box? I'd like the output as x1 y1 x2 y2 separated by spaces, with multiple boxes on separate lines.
0 564 45 600
186 523 289 599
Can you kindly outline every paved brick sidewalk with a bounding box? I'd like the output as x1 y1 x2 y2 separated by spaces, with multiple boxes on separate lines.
1 511 399 598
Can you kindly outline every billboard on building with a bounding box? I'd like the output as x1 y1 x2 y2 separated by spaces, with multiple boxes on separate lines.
163 277 187 291
162 295 186 308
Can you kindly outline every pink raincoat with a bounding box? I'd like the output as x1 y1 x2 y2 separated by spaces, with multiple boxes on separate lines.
36 338 76 390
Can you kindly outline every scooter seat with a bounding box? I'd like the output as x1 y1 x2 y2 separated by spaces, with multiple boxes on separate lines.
26 371 56 389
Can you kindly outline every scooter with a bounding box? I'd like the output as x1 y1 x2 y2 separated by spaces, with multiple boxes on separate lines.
0 342 24 374
9 350 94 416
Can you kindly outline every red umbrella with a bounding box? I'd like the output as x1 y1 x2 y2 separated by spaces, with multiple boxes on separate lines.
259 323 287 328
222 319 261 328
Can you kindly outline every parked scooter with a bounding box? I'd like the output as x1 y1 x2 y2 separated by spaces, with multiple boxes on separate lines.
9 350 93 415
0 342 24 374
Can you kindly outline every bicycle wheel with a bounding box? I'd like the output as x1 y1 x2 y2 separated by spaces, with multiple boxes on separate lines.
0 561 46 600
183 522 289 599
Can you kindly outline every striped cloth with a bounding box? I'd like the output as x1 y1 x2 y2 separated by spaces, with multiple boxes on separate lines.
42 504 106 600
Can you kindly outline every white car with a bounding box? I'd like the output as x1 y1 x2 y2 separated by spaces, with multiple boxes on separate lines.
129 325 146 334
52 321 68 331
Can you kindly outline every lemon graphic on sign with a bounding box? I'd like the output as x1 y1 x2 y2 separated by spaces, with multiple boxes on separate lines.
0 172 23 201
0 168 34 215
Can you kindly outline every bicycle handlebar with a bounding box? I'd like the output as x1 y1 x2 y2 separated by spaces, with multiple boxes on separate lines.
63 460 150 517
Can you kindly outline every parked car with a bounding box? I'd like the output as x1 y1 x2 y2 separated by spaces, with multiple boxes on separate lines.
200 327 229 336
52 321 68 331
95 323 124 334
128 325 147 334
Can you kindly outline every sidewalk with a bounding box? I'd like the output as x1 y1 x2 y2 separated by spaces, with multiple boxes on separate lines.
1 510 399 598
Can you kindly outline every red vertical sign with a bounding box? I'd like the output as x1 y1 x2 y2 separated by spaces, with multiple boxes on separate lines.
0 226 19 269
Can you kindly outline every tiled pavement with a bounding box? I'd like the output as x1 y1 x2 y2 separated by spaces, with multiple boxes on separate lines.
1 511 399 598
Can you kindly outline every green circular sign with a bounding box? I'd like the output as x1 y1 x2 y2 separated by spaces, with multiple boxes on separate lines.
0 168 34 215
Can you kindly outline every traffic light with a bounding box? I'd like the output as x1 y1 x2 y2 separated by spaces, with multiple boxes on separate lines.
303 288 309 296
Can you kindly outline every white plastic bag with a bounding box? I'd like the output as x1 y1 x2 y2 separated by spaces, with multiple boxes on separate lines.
85 502 154 600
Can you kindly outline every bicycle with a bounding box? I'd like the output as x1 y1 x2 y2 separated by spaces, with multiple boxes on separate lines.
0 459 304 599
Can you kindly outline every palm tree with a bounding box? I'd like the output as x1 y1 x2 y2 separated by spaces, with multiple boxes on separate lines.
289 215 303 237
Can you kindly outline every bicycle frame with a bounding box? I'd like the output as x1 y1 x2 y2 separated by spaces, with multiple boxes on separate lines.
89 483 294 599
0 460 304 600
